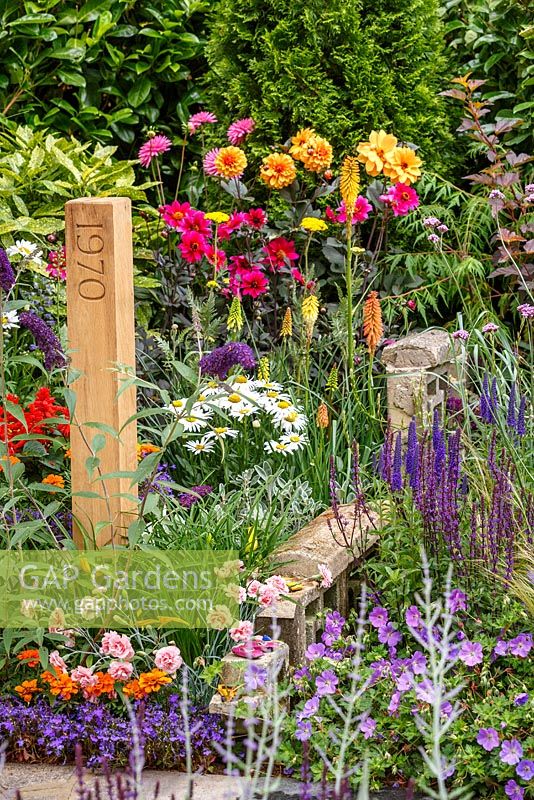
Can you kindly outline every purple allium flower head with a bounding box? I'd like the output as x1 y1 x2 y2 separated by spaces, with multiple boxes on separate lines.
359 715 377 739
405 605 422 628
517 760 534 780
369 606 389 629
447 588 467 614
437 224 448 234
505 780 524 800
244 663 267 692
477 727 500 751
298 695 320 719
199 342 256 380
0 248 15 292
177 484 212 509
315 669 338 697
19 311 66 370
509 633 532 658
295 720 312 742
500 739 523 766
459 640 483 666
514 693 529 707
452 329 469 341
305 642 326 660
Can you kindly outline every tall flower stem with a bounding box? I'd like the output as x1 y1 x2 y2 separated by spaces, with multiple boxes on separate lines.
345 221 354 387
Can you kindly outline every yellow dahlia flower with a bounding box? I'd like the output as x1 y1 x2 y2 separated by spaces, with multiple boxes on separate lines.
214 147 247 179
260 152 297 189
289 128 316 160
301 217 328 232
382 146 423 185
300 135 333 173
356 130 398 177
205 211 230 223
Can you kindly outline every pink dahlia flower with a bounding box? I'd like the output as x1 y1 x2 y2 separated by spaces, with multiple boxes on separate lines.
154 645 183 674
138 134 171 168
178 230 208 263
227 117 255 145
262 237 299 270
188 111 217 135
380 183 419 217
245 208 267 229
240 269 269 298
327 197 372 224
203 148 221 177
178 209 212 236
160 201 191 228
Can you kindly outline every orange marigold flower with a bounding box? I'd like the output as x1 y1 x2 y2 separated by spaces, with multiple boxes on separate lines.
41 474 65 489
289 127 316 160
363 291 383 356
83 671 116 700
383 146 422 186
17 649 40 668
44 671 78 700
259 153 296 189
316 402 329 429
300 135 333 173
136 442 161 461
138 668 172 695
0 454 21 472
15 679 40 703
123 678 146 700
64 448 71 459
213 146 247 179
357 130 398 177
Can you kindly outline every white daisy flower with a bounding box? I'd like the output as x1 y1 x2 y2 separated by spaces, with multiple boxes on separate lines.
252 380 283 392
277 409 308 432
229 404 258 420
6 239 44 266
2 310 19 333
185 437 215 455
167 398 190 414
280 433 308 452
180 408 212 432
201 381 223 396
264 439 291 456
229 375 253 391
206 426 239 440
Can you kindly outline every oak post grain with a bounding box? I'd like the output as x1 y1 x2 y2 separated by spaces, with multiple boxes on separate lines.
65 198 138 548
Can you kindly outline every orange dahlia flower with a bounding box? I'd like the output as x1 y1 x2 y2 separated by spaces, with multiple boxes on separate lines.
383 146 422 185
17 648 40 668
15 679 40 703
213 146 247 179
289 127 316 160
259 153 296 189
300 135 333 173
138 668 172 695
357 130 398 177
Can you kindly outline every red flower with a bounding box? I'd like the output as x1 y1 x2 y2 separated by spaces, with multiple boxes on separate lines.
228 255 255 277
262 237 299 271
240 269 269 298
177 210 211 236
245 208 267 230
0 388 69 455
178 231 208 263
291 268 306 286
205 245 227 270
218 212 247 241
160 201 191 228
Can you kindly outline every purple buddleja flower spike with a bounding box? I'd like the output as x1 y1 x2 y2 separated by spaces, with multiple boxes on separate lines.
506 383 517 429
199 341 256 380
391 432 403 491
0 248 15 292
18 311 66 370
405 417 418 474
516 395 526 436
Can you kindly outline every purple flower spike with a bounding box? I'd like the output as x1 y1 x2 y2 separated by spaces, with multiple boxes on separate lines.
19 311 66 370
516 395 526 436
199 342 256 380
0 249 15 292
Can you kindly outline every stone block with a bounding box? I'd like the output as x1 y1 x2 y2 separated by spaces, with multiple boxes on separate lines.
219 641 289 689
382 329 456 369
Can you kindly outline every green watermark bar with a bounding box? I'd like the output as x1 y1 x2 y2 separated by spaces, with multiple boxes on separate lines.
0 550 241 629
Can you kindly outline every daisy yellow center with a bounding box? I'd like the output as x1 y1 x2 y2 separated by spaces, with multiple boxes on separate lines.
289 435 301 443
266 390 279 398
228 394 242 403
284 411 298 422
172 400 184 407
185 416 198 423
194 444 206 450
275 443 287 450
234 376 248 384
197 394 206 402
214 427 228 434
207 381 218 389
277 400 291 409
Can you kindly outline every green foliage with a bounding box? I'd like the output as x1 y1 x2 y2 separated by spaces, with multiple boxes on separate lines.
0 124 150 237
204 0 456 172
442 0 534 149
0 0 207 150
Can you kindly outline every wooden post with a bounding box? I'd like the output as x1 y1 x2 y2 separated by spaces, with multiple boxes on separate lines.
65 198 137 548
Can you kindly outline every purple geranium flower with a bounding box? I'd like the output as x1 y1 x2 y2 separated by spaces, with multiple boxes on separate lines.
294 666 311 681
315 670 338 697
298 695 320 720
359 715 377 739
500 739 523 766
447 588 467 614
378 623 402 648
505 780 524 800
494 639 509 657
514 693 529 707
516 760 534 780
369 607 389 629
295 720 312 742
509 633 532 658
244 664 267 692
405 605 422 628
306 642 326 660
410 651 427 675
459 640 483 667
415 679 435 704
477 728 500 751
388 691 401 715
